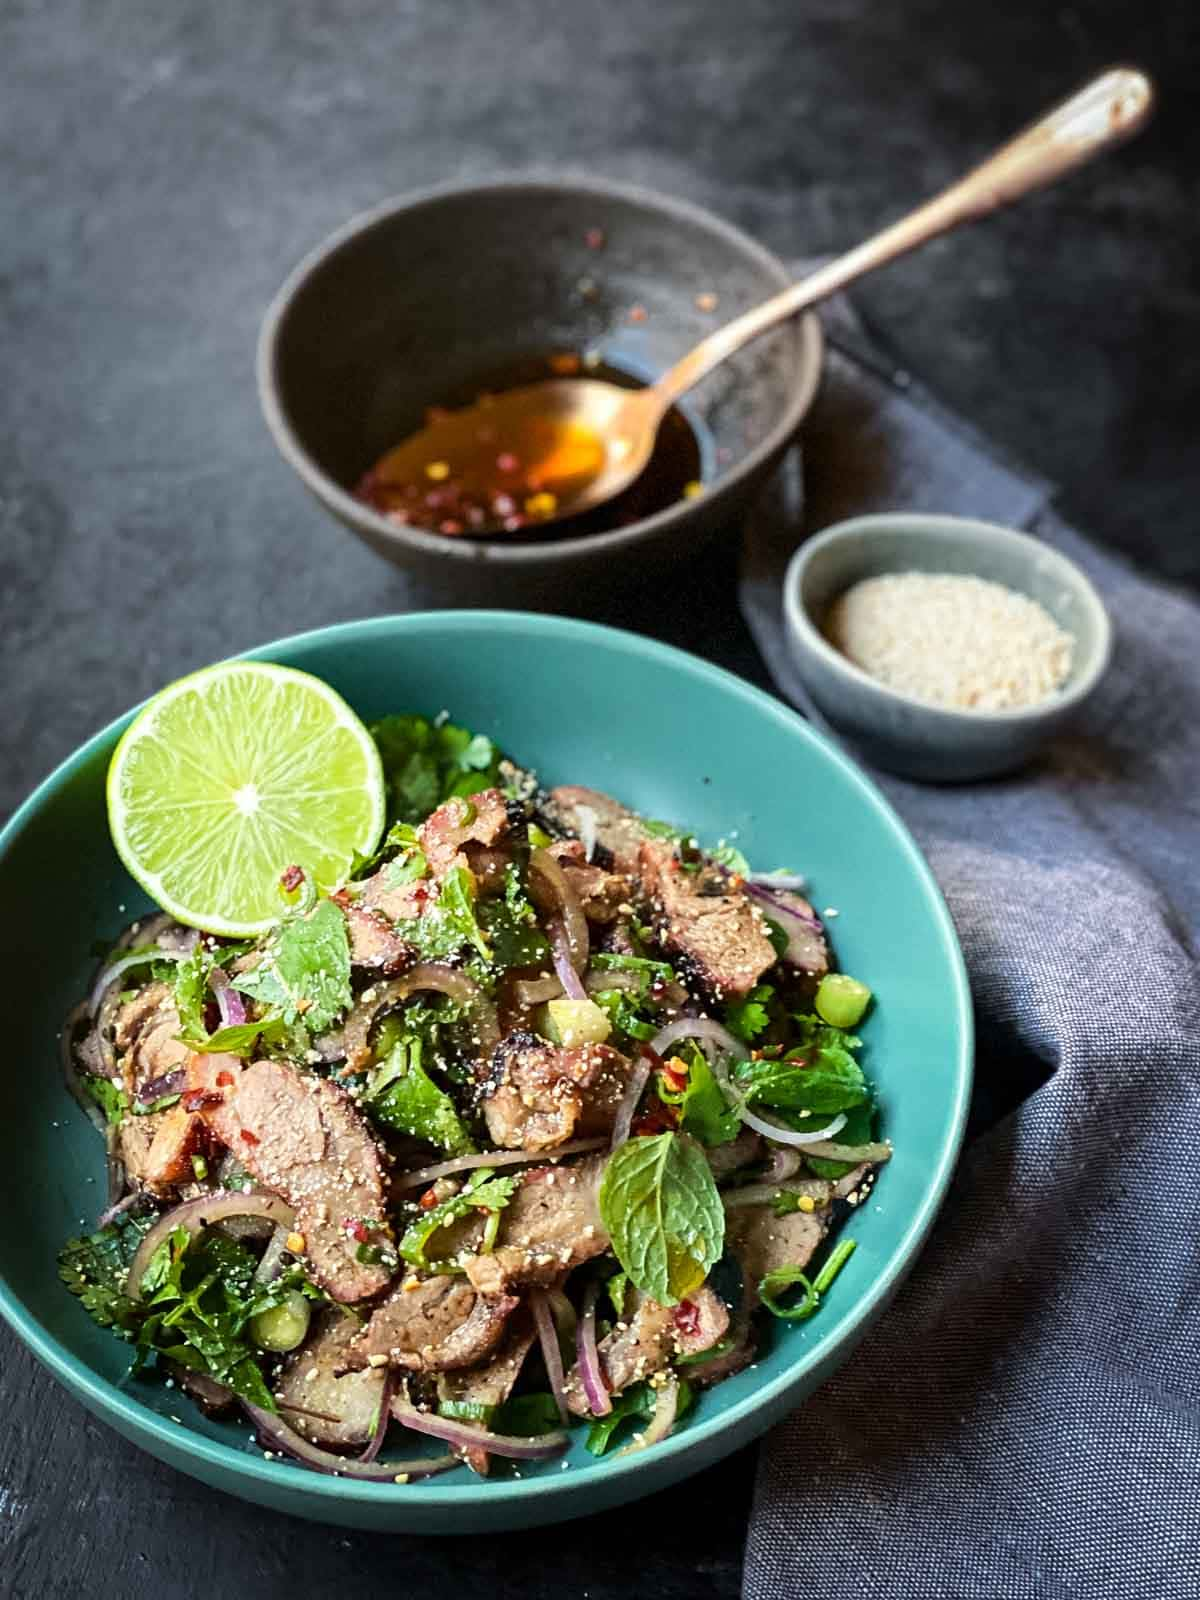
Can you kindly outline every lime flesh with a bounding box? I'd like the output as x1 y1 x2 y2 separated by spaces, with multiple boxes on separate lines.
107 661 385 935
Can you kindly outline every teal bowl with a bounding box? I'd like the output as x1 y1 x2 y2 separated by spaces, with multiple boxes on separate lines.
0 612 972 1532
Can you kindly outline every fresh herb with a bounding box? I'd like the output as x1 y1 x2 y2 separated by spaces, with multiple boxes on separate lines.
759 1238 857 1321
83 1074 129 1127
584 1378 694 1455
733 1015 868 1117
707 842 750 875
657 1048 740 1147
476 862 548 968
365 1036 475 1156
188 1015 290 1057
232 897 352 1036
492 1392 562 1437
675 1336 735 1367
397 1169 518 1271
640 819 692 846
370 713 502 826
438 1398 496 1425
758 1264 819 1321
60 1216 324 1409
589 953 675 982
724 983 774 1044
763 919 790 960
606 1269 629 1319
132 1091 182 1116
804 1101 876 1179
172 944 212 1040
591 988 660 1044
598 1133 724 1306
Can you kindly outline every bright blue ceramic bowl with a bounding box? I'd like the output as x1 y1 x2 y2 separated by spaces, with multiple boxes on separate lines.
0 612 971 1532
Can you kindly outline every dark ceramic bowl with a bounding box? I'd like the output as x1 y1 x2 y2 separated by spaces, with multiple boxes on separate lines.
258 176 823 599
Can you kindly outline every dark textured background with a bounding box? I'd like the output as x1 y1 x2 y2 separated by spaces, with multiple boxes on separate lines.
2 2 1196 1595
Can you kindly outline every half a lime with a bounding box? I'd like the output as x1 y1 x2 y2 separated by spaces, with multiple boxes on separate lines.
107 661 385 935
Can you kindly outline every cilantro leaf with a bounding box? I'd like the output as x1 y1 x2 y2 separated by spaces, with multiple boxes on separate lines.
598 1133 724 1306
369 714 503 826
397 1168 518 1271
232 897 352 1035
658 1048 741 1147
83 1073 129 1127
477 862 549 968
58 1210 156 1332
187 1015 290 1057
365 1037 475 1156
707 842 750 875
724 983 774 1044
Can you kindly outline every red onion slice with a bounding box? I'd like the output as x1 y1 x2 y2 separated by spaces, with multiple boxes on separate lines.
94 1191 145 1231
531 1289 570 1424
746 872 808 890
577 1279 612 1417
574 804 599 863
357 1368 398 1465
136 1068 186 1106
391 1398 569 1460
391 1138 606 1193
651 1019 850 1148
340 962 499 1075
127 1192 296 1300
792 1138 892 1164
60 1001 108 1135
89 947 185 1018
209 967 247 1029
722 1180 831 1210
613 1374 679 1458
610 1047 655 1150
244 1403 457 1481
529 848 589 973
549 919 588 1000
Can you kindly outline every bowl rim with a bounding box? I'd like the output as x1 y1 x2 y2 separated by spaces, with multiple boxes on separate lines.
783 512 1114 725
256 172 825 566
0 610 972 1512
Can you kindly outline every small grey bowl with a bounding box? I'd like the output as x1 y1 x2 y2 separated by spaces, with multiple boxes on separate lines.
258 174 823 602
783 513 1113 782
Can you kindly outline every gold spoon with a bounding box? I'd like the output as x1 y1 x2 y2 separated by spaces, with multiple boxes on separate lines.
376 67 1153 534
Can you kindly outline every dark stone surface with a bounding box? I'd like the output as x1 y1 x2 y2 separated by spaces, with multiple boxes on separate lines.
1 2 1195 1595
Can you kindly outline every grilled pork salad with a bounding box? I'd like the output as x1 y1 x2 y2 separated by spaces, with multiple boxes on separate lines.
60 709 888 1481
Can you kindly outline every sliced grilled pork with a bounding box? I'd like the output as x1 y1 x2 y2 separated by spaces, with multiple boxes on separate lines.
545 838 633 924
186 1054 391 1303
563 1284 729 1414
436 1315 537 1476
342 1276 517 1373
113 983 191 1098
637 840 776 1002
420 788 512 886
276 1309 389 1447
725 1204 830 1307
460 1153 611 1294
481 1032 633 1152
542 786 649 875
333 893 416 974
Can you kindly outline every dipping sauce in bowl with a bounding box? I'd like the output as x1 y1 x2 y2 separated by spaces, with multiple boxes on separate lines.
354 352 704 540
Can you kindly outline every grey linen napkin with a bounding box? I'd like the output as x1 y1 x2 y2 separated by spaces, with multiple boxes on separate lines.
737 299 1200 1599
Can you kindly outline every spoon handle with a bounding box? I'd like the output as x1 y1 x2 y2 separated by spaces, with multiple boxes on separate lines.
650 66 1154 408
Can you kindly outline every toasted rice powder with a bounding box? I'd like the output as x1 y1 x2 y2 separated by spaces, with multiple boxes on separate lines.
824 571 1074 711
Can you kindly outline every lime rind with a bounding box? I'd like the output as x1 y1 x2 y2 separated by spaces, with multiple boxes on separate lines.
107 660 386 936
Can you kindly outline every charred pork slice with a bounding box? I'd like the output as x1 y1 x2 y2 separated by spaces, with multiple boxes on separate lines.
276 1308 388 1448
436 1315 537 1476
462 1152 611 1294
725 1204 830 1308
766 887 829 980
637 840 776 1002
343 1276 517 1373
420 788 512 885
482 1032 633 1152
331 891 416 974
542 786 650 876
114 982 191 1098
564 1285 730 1414
186 1055 391 1303
545 838 633 924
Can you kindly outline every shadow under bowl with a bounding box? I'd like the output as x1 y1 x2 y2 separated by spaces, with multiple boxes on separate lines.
783 514 1113 782
258 175 823 602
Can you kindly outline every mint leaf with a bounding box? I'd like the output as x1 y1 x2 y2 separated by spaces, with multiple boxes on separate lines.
366 1037 475 1156
188 1015 289 1057
660 1049 740 1147
733 1015 868 1116
708 842 750 875
492 1393 562 1437
584 1378 695 1454
232 897 352 1035
598 1133 724 1306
